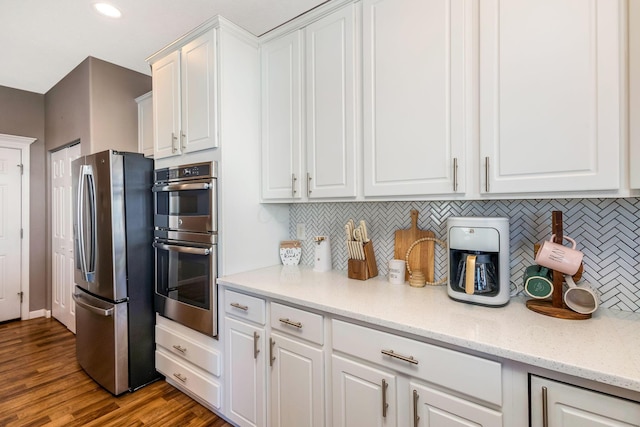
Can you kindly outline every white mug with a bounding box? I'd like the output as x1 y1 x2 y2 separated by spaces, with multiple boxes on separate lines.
388 259 406 285
563 275 599 315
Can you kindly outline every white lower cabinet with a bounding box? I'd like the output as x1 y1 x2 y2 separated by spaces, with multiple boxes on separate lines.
530 376 640 427
154 315 222 410
224 291 267 427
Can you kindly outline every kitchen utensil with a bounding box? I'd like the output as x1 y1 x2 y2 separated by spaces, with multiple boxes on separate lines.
456 253 499 295
563 275 599 315
394 210 435 281
359 220 370 242
535 234 583 275
523 265 553 299
388 259 406 285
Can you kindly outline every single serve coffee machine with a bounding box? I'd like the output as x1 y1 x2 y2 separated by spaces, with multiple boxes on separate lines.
447 217 510 306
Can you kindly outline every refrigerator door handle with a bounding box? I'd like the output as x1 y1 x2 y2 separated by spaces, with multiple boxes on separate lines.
76 165 97 282
72 293 114 317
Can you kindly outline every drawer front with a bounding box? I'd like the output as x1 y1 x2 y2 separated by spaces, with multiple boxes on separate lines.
332 319 502 406
156 349 221 409
155 325 221 376
270 302 324 345
224 289 266 325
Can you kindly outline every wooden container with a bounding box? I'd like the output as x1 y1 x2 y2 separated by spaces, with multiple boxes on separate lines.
348 241 378 280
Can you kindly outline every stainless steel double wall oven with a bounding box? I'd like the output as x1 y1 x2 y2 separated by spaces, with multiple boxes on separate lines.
153 161 218 337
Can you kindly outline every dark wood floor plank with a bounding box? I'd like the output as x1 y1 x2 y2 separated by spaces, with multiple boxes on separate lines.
0 318 233 427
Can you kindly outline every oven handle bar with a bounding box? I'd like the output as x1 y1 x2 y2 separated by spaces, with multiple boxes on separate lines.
153 241 212 256
152 182 211 192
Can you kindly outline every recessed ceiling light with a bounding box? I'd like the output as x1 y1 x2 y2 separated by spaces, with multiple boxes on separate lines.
94 3 122 18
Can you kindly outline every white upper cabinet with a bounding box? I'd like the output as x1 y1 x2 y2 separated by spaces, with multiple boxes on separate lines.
135 91 153 158
479 0 622 194
362 0 471 197
261 30 304 200
630 0 640 189
151 31 217 159
305 4 358 199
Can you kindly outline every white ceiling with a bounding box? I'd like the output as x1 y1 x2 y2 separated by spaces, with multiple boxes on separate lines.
0 0 327 94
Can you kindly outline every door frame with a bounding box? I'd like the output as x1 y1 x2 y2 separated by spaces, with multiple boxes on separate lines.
0 133 36 320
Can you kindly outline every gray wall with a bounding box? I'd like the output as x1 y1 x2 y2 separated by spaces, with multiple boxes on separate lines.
0 85 46 311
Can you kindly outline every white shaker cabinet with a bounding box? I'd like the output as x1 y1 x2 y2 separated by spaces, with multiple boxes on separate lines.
150 30 217 159
135 91 153 157
362 0 471 197
479 0 622 194
530 376 640 426
261 3 358 201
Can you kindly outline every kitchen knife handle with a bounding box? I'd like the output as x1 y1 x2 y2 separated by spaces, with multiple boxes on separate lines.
542 386 549 427
453 157 458 192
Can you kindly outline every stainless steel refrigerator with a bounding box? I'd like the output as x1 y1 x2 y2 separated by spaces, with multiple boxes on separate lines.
72 150 160 395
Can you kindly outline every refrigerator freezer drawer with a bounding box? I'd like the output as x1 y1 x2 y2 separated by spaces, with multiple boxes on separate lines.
73 287 129 395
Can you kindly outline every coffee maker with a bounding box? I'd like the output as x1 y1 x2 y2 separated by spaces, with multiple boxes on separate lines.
447 217 510 306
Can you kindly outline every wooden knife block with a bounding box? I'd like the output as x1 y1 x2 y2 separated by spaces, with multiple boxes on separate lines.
348 241 378 280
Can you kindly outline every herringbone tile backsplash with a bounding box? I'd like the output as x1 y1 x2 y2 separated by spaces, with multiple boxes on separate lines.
289 198 640 313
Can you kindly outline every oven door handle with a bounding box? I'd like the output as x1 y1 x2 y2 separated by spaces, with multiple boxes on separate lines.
152 182 211 192
153 241 212 256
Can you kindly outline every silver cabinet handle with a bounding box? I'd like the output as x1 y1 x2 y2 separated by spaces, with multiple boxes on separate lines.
381 379 389 418
181 132 186 150
253 331 260 359
172 132 178 153
485 156 490 192
542 386 548 427
230 302 248 311
292 174 297 197
413 389 420 427
172 344 187 354
152 241 211 256
307 172 312 197
279 318 302 329
381 349 419 365
173 372 187 383
269 337 276 367
453 157 458 192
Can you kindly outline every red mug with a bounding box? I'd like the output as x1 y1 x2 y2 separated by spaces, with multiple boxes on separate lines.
534 234 583 275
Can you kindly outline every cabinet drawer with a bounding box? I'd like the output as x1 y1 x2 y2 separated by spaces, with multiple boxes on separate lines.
224 289 266 325
155 325 221 376
332 319 502 406
270 302 324 345
156 349 221 409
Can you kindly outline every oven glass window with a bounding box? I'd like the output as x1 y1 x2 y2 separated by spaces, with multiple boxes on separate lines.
156 189 211 217
156 246 211 310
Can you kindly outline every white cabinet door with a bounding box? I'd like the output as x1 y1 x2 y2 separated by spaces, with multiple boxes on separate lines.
181 31 218 153
530 376 640 427
305 4 357 199
135 92 153 157
479 0 621 194
152 50 181 159
261 30 304 200
363 0 470 197
270 332 324 427
225 317 266 427
332 354 398 427
411 382 502 427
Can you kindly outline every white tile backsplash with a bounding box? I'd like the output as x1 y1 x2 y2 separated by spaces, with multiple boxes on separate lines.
289 198 640 312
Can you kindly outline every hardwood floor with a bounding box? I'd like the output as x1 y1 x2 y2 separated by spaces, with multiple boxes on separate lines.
0 317 233 427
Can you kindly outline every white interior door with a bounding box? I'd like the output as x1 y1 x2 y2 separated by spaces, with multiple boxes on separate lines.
51 144 80 332
0 148 24 322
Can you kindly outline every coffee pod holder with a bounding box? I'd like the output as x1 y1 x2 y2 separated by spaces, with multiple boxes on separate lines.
348 241 378 280
525 211 591 320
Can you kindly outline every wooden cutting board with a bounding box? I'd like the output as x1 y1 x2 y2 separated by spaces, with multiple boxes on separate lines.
394 210 435 281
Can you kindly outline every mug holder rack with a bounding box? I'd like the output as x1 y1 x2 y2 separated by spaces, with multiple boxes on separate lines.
525 211 591 320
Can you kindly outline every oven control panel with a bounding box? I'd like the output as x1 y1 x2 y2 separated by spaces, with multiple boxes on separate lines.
154 161 217 182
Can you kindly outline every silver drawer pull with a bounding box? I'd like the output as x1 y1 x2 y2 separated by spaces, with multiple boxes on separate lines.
381 349 419 365
230 302 249 311
279 318 302 329
173 373 187 383
172 344 187 354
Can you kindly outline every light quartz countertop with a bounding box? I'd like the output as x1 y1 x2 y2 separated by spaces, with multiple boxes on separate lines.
218 265 640 394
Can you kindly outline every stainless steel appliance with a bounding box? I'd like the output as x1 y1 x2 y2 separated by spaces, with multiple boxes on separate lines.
447 217 510 306
153 162 218 337
72 150 159 395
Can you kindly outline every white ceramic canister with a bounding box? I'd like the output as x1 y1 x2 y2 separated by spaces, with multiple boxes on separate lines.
313 236 332 272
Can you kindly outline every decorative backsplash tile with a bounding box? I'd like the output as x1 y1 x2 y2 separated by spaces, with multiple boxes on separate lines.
289 198 640 313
